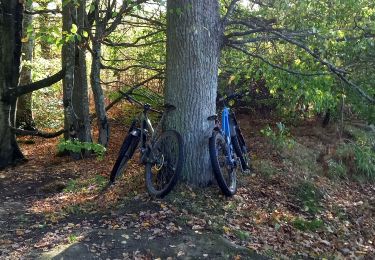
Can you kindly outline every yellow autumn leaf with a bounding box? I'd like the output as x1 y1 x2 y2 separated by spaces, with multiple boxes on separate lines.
223 226 230 234
21 36 29 43
142 222 151 228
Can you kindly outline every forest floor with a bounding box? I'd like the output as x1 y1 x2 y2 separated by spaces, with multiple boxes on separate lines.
0 107 374 259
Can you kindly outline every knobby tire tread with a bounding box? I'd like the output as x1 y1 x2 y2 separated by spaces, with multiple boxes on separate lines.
209 130 237 196
145 130 183 198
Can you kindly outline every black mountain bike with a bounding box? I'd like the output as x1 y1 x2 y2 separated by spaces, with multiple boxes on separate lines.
208 92 251 196
109 94 183 198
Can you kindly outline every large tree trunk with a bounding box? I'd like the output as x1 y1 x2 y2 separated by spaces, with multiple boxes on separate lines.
16 0 35 130
90 5 109 147
73 0 92 146
164 0 220 186
0 0 25 168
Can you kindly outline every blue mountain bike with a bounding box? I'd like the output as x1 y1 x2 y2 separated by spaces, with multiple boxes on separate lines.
209 92 251 196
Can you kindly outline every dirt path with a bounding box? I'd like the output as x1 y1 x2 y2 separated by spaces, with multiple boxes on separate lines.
0 172 264 259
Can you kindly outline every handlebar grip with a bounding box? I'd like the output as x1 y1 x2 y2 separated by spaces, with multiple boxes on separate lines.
218 92 243 104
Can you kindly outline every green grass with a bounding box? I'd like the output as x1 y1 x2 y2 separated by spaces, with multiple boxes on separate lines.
293 181 323 214
68 234 78 243
292 218 324 231
253 159 279 178
327 159 347 180
63 175 108 193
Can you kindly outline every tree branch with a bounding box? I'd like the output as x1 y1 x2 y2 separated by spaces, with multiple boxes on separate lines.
101 63 163 73
221 0 240 30
91 73 162 119
12 127 66 138
128 13 165 27
104 0 147 37
4 69 65 101
103 29 164 47
270 31 375 104
103 39 164 48
228 44 328 76
225 27 268 39
25 9 61 15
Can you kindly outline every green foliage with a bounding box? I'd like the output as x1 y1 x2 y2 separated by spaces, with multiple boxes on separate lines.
292 218 324 231
219 0 375 123
329 125 375 181
260 122 296 150
33 85 64 129
68 234 77 243
57 139 106 159
64 179 80 193
253 159 279 178
294 181 323 214
234 230 251 241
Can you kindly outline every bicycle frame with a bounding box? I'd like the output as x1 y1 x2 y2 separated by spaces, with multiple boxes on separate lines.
220 106 236 165
128 105 168 164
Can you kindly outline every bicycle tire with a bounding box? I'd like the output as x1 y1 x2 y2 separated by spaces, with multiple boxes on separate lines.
209 130 237 196
231 128 251 172
109 134 140 183
145 130 183 198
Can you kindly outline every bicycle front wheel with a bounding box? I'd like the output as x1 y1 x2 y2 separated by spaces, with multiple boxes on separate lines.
232 128 251 173
209 130 237 196
109 134 140 184
145 130 183 198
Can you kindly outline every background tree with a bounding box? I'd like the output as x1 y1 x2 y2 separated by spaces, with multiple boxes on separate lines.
17 0 36 130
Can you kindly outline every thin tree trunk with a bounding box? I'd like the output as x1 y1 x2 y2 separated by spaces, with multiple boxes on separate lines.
16 0 35 130
62 0 77 140
0 0 25 168
164 0 220 186
91 6 109 147
37 2 52 59
73 0 92 147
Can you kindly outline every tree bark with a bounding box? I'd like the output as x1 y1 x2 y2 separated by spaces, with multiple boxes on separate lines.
90 2 109 147
73 0 92 146
0 0 25 168
16 0 35 130
62 0 77 140
164 0 221 186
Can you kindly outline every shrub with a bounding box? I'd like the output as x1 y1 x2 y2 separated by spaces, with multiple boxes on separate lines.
57 139 106 159
260 122 295 150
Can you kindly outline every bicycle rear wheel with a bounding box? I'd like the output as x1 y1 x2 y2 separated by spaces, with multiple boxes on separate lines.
145 130 183 198
109 134 140 183
209 130 237 196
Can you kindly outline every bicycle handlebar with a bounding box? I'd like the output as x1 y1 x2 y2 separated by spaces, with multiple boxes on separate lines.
217 90 249 105
118 90 163 114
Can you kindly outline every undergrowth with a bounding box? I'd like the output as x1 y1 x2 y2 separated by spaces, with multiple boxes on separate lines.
293 180 323 214
260 122 296 151
327 125 375 181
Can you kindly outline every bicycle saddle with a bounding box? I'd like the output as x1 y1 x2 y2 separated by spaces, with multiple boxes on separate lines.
207 114 218 121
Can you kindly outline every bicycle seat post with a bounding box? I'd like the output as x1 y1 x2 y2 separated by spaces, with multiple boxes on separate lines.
144 103 151 114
